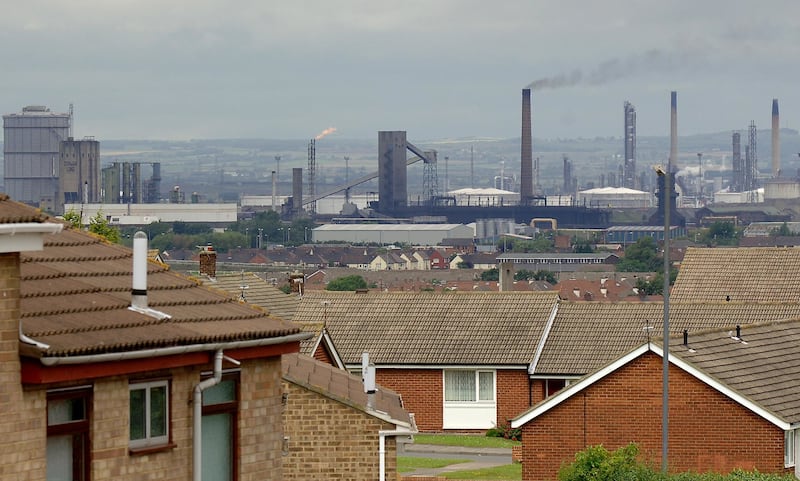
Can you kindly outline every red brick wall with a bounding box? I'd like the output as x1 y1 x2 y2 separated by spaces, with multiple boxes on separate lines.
496 370 531 426
313 343 334 366
377 369 443 432
377 368 534 432
522 352 788 481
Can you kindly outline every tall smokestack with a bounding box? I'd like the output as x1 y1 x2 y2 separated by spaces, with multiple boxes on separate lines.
520 89 533 201
772 98 780 177
670 91 677 171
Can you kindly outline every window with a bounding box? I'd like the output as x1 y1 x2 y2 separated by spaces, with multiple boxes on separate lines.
444 370 495 402
129 380 169 449
47 387 91 481
786 429 796 468
202 375 238 481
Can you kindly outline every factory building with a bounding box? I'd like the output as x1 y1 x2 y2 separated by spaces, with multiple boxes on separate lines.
3 105 71 209
63 203 238 225
311 223 473 246
58 138 100 211
578 187 654 208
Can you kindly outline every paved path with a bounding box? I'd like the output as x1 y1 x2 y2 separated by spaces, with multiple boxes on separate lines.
400 443 513 477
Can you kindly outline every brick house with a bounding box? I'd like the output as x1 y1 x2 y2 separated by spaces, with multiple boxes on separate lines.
428 249 449 269
205 271 344 368
1 195 309 481
282 353 415 481
293 290 561 431
512 320 800 480
529 300 800 406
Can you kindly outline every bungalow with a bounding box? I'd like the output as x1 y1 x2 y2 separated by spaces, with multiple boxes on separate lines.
512 320 800 480
292 290 561 431
2 194 309 480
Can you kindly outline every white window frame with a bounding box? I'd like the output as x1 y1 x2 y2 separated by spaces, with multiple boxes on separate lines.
129 380 170 449
444 370 495 403
786 429 796 468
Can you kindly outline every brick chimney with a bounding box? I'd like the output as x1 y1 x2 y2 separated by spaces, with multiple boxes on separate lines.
199 245 216 278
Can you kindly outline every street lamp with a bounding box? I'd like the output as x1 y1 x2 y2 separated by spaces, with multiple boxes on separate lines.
304 226 309 243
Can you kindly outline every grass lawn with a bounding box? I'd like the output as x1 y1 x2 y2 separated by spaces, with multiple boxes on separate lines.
397 457 470 473
442 463 522 480
412 433 520 449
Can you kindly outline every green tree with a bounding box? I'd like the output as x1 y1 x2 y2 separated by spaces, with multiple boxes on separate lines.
703 221 739 246
515 269 557 284
480 268 499 281
63 209 82 229
616 237 660 272
326 275 368 291
88 211 120 243
770 222 794 237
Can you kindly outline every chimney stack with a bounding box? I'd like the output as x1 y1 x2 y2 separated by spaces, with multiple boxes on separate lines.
670 91 677 171
772 98 780 177
520 89 533 201
132 231 148 310
199 245 217 278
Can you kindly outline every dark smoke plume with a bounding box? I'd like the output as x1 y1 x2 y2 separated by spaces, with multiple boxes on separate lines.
526 49 699 91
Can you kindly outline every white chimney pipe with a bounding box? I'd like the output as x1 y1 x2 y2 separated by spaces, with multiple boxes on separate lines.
132 231 148 309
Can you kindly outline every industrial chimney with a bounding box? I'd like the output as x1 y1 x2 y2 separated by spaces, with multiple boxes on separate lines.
772 98 780 177
520 89 533 202
670 91 677 170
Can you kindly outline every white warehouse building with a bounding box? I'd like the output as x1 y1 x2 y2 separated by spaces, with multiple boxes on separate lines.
312 223 474 245
577 187 654 208
63 203 239 225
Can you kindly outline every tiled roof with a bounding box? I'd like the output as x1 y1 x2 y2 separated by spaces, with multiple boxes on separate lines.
0 193 50 223
294 291 560 365
535 301 800 375
668 319 800 424
204 272 299 321
282 353 412 428
672 247 800 303
20 227 302 358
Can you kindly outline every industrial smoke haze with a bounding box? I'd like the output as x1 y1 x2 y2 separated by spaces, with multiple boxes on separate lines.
315 127 337 140
527 49 699 91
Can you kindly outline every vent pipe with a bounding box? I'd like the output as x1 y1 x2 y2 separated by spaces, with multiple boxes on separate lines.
772 99 780 177
132 231 148 310
682 329 688 346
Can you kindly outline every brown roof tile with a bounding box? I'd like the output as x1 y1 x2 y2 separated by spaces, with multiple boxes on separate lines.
0 193 51 224
536 301 800 375
294 290 560 365
19 226 302 358
672 247 800 303
667 319 800 424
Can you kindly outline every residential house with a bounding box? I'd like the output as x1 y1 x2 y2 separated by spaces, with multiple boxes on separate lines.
341 248 377 270
203 271 343 368
282 353 415 481
369 252 406 271
204 271 300 321
428 249 449 269
672 247 800 303
529 301 800 402
449 252 498 270
2 194 308 481
293 290 561 431
512 320 800 480
400 250 430 270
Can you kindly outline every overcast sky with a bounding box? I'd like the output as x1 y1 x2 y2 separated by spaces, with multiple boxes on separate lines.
2 1 798 141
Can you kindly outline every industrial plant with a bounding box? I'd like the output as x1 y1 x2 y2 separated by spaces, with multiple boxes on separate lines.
3 87 798 233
